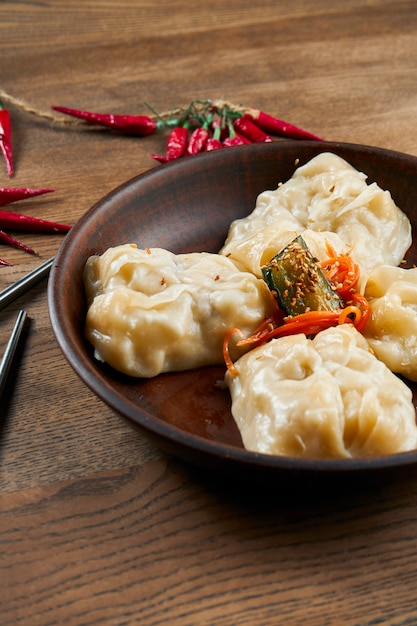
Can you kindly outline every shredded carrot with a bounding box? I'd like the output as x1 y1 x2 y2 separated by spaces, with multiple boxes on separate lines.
237 310 341 347
224 242 371 367
236 295 370 349
235 309 285 348
338 305 361 326
348 293 371 331
222 327 243 376
321 248 360 297
267 310 340 337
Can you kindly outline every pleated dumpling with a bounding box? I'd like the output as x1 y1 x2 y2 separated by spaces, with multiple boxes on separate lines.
84 244 275 377
362 265 417 382
225 325 417 458
220 152 411 277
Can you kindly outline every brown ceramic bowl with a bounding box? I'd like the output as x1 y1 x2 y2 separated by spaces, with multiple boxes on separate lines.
48 141 417 489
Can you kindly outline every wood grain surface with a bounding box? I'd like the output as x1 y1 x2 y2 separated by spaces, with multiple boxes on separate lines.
1 1 417 624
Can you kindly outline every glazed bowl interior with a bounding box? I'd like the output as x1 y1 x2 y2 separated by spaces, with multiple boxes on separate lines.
48 141 417 488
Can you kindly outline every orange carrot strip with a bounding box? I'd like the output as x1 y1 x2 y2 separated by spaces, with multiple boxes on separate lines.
338 305 361 326
238 310 341 346
234 244 371 351
223 327 243 376
321 255 360 297
349 293 371 332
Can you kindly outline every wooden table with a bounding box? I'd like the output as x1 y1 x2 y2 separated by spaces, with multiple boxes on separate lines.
2 1 417 623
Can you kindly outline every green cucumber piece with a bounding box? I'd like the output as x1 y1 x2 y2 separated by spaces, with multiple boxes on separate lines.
261 235 344 317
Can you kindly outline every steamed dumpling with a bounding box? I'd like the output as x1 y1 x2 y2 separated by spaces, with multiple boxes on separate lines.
220 152 411 277
225 325 417 458
362 265 417 382
84 244 275 377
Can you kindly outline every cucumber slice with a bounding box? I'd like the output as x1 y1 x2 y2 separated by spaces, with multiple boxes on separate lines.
262 235 344 317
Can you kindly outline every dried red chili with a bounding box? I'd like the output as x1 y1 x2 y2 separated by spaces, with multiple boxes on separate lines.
202 118 223 152
223 120 252 147
166 125 189 159
0 187 64 263
0 187 54 207
223 136 246 147
46 98 324 165
0 102 13 176
246 108 323 141
186 126 209 155
0 230 37 255
205 138 223 151
52 105 161 136
0 210 71 233
233 115 273 143
151 124 189 163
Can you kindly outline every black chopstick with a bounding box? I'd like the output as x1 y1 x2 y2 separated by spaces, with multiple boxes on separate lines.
0 257 54 311
0 309 27 402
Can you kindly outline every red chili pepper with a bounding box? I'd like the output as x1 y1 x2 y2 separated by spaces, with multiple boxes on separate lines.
236 131 252 144
223 121 252 147
0 258 12 266
0 103 13 177
0 230 38 255
51 105 160 136
0 210 71 233
166 125 189 159
186 127 209 155
233 115 273 143
246 109 323 141
223 136 245 147
204 119 224 152
210 118 229 142
0 187 54 207
150 153 169 164
151 125 189 163
205 138 223 151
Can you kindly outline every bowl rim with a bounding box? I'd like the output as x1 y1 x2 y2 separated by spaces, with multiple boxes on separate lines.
48 140 417 477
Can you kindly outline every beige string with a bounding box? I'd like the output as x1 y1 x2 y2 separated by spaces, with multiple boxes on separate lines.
0 87 84 126
0 88 248 125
